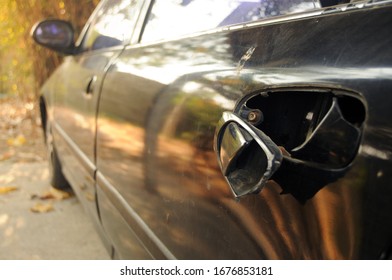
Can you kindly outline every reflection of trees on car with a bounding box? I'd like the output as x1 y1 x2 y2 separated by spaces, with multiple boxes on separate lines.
30 0 392 260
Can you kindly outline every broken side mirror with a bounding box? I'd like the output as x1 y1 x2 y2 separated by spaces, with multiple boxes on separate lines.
214 112 283 198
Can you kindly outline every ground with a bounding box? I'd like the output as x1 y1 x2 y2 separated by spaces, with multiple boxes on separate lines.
0 96 109 259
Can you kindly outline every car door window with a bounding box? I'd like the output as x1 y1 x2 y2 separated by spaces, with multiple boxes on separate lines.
141 0 320 43
80 0 142 51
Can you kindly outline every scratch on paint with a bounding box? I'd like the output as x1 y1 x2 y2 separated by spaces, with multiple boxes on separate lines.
236 46 257 75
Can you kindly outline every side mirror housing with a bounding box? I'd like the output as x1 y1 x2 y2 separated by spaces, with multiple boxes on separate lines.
31 19 75 55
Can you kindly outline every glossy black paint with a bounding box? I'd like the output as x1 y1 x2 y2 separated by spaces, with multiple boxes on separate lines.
36 1 392 259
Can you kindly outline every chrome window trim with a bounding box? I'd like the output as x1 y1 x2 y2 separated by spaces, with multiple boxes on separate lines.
136 0 392 47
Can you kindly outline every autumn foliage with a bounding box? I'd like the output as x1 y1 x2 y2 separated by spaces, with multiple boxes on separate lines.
0 0 99 101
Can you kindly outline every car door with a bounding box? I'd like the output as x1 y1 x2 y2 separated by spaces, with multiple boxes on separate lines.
96 0 392 259
52 0 145 223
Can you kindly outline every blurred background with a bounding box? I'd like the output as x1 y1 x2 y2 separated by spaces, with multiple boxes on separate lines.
0 0 99 102
0 0 110 260
0 0 99 168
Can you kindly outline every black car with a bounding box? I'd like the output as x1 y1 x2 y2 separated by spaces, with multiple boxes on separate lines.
31 0 392 259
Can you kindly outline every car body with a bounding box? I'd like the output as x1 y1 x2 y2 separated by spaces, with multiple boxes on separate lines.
32 0 392 259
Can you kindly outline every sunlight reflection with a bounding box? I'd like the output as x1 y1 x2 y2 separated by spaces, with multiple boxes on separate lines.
142 0 319 42
361 145 391 161
251 66 392 85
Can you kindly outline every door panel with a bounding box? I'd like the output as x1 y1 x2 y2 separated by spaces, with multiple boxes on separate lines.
51 0 146 223
96 53 171 258
53 50 118 221
96 5 392 259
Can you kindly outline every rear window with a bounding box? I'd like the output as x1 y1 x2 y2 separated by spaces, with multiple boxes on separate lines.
141 0 320 43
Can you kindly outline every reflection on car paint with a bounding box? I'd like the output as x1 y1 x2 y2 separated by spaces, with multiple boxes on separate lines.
33 0 392 259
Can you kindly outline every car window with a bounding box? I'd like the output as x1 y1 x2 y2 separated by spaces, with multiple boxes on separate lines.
141 0 321 43
80 0 142 51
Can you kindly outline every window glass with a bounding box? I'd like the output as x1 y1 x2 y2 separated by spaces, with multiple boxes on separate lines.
81 0 141 51
142 0 320 43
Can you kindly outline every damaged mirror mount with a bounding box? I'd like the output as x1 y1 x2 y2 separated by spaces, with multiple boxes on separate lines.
214 112 283 198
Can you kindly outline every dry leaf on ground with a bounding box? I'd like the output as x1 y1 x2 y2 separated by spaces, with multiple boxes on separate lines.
30 203 54 213
48 187 72 200
7 135 27 147
31 187 72 201
0 151 14 161
0 186 19 195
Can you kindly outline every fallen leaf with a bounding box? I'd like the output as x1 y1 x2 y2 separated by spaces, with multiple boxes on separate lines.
49 187 72 200
30 203 54 213
0 186 18 195
32 187 72 201
0 151 14 161
7 135 26 147
36 192 54 200
45 187 72 200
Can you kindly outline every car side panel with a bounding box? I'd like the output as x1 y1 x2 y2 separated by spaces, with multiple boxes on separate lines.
96 62 168 259
50 50 120 224
96 5 392 259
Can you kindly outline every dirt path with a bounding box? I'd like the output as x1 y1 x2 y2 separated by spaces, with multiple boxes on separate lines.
0 97 109 259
